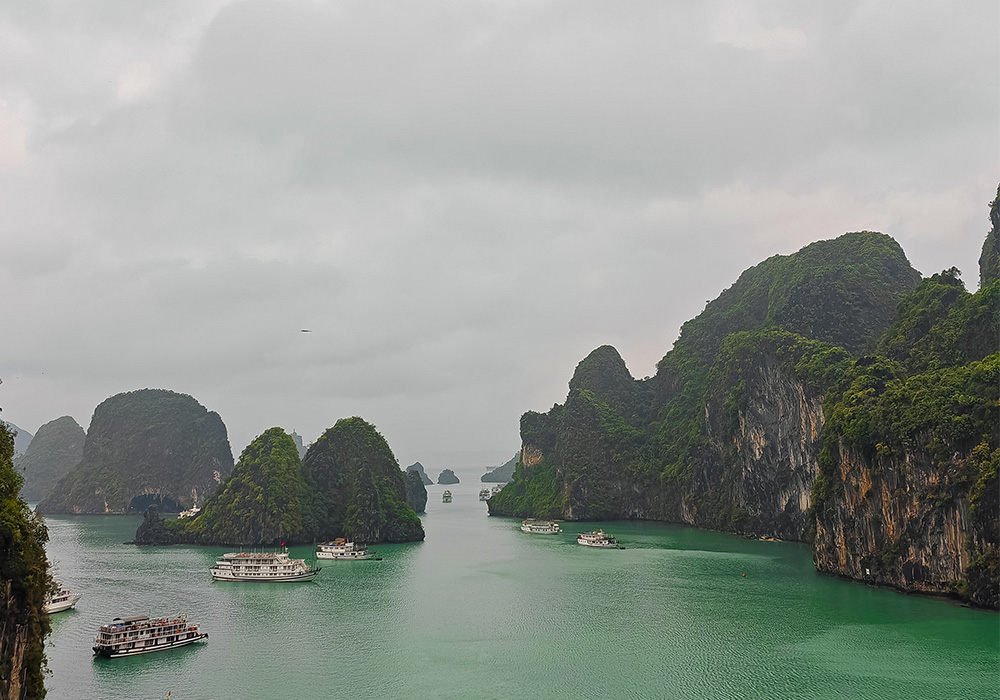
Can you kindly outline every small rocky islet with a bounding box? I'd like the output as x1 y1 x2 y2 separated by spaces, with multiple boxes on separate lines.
437 468 460 484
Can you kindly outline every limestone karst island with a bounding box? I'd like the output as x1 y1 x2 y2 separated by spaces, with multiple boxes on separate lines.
1 190 997 700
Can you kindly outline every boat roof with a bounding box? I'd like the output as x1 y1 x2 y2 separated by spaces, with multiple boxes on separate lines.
115 616 150 623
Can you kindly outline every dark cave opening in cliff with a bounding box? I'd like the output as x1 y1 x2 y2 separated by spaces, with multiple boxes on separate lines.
128 493 182 514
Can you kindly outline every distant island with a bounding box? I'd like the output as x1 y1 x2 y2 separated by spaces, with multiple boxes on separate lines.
481 453 517 483
437 469 459 484
2 421 33 459
16 415 84 502
135 418 424 545
404 462 433 485
491 198 1000 610
37 389 233 515
405 470 427 513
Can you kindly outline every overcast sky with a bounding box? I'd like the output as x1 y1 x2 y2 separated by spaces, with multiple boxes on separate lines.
1 1 996 470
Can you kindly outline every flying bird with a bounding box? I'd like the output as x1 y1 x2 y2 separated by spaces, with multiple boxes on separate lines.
300 329 312 333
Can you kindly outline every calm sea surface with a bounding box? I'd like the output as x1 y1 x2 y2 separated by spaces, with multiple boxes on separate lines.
40 472 998 700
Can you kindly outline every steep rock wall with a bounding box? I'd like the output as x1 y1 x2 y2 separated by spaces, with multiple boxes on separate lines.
696 353 825 540
814 443 977 599
37 389 233 515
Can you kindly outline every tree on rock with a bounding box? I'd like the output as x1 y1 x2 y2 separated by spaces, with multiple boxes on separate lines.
167 428 305 546
302 417 424 543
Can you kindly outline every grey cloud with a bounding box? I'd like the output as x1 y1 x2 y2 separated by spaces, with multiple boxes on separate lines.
0 0 995 464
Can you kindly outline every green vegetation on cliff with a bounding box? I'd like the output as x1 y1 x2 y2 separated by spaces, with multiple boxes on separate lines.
487 455 565 519
494 205 1000 606
138 420 424 545
813 273 999 607
16 416 84 502
494 233 915 524
302 418 423 543
37 389 232 515
165 428 305 545
0 419 50 700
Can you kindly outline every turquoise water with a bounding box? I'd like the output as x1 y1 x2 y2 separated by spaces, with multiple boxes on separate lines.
42 475 998 699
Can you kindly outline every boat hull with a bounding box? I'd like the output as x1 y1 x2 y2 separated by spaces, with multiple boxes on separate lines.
520 527 560 534
316 552 372 560
577 540 618 547
210 569 320 582
93 633 208 658
44 594 82 614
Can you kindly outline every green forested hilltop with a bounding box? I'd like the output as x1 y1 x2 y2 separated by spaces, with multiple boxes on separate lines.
492 231 920 521
164 428 306 545
16 416 85 502
0 419 50 700
137 419 423 545
491 217 1000 607
37 389 233 515
302 418 423 543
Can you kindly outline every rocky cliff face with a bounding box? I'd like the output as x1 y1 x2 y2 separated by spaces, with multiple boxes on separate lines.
37 389 233 515
813 438 1000 609
132 504 171 545
405 462 433 485
481 453 518 482
16 415 85 502
405 470 427 513
437 469 459 484
696 347 827 539
814 444 976 598
980 185 1000 288
0 421 49 700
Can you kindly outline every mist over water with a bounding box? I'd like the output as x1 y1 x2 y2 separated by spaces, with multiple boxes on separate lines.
42 469 997 699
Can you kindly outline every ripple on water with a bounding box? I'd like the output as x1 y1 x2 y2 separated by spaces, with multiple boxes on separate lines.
39 491 999 700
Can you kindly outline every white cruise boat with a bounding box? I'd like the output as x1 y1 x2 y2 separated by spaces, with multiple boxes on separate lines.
577 529 621 548
177 506 201 519
442 490 453 503
93 615 207 658
210 549 320 582
479 488 491 501
316 539 374 560
44 584 82 614
520 519 560 534
491 485 502 496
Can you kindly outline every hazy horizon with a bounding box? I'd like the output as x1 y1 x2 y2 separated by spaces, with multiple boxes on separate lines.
2 1 996 468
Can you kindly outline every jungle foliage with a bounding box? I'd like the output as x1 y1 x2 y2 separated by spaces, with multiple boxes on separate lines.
163 419 424 545
0 419 51 700
494 232 930 520
167 427 306 545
